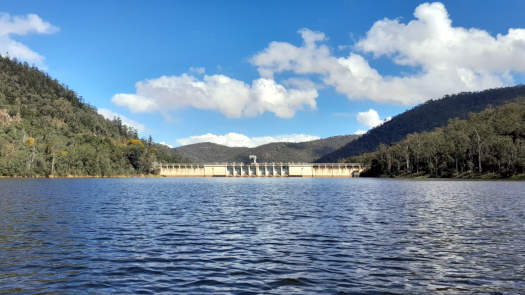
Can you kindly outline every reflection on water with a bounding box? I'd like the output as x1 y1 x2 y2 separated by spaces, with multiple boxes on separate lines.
0 178 524 294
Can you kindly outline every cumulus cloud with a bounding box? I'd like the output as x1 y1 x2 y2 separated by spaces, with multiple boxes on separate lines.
0 13 58 67
112 74 318 118
356 109 384 129
251 2 525 105
176 132 320 147
112 2 525 118
98 108 146 133
354 109 391 134
354 130 367 135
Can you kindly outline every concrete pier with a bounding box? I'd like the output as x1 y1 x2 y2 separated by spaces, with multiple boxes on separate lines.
155 163 364 177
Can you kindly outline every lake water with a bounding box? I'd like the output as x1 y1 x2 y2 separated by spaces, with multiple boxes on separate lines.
0 178 524 294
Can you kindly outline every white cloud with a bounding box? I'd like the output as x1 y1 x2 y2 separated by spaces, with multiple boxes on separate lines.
251 2 525 105
112 74 318 118
176 132 320 147
159 141 174 148
356 109 384 129
0 13 58 67
97 108 146 133
112 2 525 118
354 109 390 134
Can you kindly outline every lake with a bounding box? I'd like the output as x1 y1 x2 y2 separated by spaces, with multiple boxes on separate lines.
0 178 524 294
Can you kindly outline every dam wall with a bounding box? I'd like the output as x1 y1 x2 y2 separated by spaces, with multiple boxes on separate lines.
156 163 364 177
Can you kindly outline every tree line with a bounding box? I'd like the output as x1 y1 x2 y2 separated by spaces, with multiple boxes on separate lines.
349 100 525 178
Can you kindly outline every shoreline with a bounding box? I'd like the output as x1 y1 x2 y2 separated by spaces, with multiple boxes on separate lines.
1 175 524 180
372 173 525 181
0 174 164 179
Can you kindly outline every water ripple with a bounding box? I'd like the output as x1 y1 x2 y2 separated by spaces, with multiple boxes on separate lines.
0 178 524 294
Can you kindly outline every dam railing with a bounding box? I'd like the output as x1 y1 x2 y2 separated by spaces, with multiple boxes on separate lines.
154 162 365 177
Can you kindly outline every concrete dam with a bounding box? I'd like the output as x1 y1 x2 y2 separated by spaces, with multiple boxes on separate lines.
156 162 365 177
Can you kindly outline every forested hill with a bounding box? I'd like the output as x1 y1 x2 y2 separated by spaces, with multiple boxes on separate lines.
175 143 250 163
317 85 525 162
175 135 359 163
0 56 181 177
351 100 525 178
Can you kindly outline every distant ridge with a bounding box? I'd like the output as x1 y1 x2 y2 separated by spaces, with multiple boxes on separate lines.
175 142 250 163
175 135 359 163
317 85 525 162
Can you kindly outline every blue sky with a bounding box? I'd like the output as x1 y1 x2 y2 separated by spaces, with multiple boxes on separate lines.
2 0 525 147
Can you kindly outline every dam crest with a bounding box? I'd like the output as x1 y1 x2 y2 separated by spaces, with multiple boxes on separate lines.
156 162 364 177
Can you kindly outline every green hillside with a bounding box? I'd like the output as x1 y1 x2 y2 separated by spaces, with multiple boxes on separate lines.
175 142 250 163
318 85 525 162
175 135 359 163
0 56 181 177
351 100 525 178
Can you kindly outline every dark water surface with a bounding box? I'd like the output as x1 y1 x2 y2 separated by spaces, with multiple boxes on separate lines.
0 178 524 294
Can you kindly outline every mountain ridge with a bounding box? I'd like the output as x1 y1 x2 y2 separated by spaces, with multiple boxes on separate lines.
317 85 525 162
175 135 359 163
